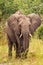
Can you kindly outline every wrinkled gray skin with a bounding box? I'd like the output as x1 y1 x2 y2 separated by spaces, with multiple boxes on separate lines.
5 11 41 58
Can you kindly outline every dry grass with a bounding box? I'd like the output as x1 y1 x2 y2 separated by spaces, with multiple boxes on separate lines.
0 17 43 65
0 36 43 65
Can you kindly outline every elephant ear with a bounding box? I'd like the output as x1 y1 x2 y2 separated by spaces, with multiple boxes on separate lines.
27 13 41 34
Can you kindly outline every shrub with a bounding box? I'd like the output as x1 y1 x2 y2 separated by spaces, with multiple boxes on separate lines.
37 24 43 40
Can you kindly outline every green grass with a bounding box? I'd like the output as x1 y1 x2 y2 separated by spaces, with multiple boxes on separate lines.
0 37 43 65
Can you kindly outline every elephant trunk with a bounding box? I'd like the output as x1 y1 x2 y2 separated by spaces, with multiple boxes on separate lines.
23 33 29 51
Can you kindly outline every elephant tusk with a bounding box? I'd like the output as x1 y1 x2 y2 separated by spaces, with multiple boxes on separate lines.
19 34 22 38
29 33 32 37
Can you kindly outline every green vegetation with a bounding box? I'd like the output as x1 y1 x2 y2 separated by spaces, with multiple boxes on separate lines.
0 0 43 65
0 0 43 19
37 24 43 40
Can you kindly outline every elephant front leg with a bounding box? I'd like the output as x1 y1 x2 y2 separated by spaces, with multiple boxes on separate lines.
16 42 21 58
7 35 13 57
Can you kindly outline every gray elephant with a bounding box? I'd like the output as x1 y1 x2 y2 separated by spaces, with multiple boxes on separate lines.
5 11 41 58
5 13 31 58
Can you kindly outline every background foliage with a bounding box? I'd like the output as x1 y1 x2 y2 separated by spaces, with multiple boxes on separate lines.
0 0 43 19
0 0 43 65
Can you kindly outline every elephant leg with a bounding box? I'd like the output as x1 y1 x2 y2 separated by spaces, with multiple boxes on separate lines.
15 41 21 58
20 37 24 52
7 35 13 57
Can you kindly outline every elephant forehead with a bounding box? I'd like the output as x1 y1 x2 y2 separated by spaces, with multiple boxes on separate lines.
21 25 29 32
22 23 29 26
21 29 29 35
23 17 31 25
22 20 30 26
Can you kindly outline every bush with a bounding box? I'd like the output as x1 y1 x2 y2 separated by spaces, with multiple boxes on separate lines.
0 0 43 19
37 24 43 40
0 0 18 19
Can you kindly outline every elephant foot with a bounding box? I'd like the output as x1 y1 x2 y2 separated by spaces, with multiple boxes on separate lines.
21 49 28 59
21 53 27 59
16 49 21 58
16 53 21 58
24 53 27 58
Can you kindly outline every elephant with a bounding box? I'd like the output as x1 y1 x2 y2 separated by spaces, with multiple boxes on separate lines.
5 12 31 58
5 11 41 58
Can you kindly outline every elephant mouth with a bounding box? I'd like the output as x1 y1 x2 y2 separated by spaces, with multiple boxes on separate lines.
19 33 32 38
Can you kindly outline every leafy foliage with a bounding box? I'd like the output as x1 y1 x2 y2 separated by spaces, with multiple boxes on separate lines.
0 0 43 19
37 24 43 40
0 0 18 18
0 0 43 64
